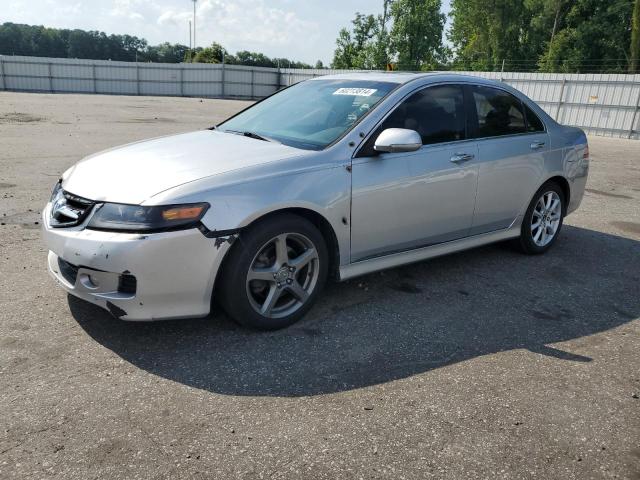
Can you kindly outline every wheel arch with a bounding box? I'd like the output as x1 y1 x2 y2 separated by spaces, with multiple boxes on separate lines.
542 175 571 211
275 207 341 280
215 207 342 289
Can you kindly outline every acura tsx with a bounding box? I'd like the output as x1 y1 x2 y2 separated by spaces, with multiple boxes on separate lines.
42 73 589 329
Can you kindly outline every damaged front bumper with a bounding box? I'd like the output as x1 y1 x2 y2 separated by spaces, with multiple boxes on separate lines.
41 203 235 320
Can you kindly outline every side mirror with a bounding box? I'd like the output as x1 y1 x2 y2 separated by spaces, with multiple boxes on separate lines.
374 128 422 153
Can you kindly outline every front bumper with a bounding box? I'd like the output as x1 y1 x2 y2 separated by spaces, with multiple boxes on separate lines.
42 203 234 320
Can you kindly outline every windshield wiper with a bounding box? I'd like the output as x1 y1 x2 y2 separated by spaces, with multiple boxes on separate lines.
222 129 280 144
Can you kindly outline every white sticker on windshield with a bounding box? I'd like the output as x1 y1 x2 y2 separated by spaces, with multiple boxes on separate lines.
333 88 377 97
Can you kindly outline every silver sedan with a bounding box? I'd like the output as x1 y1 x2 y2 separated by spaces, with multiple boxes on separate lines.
42 73 589 329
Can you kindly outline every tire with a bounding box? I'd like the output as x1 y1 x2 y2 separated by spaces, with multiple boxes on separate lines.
217 213 328 330
517 181 565 255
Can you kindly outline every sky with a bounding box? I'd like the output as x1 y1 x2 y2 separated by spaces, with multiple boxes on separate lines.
4 0 453 65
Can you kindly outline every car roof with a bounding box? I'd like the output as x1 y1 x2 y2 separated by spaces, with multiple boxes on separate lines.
309 71 502 87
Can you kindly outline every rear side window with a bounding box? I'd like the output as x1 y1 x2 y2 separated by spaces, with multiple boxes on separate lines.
380 84 466 145
471 86 526 138
524 103 545 132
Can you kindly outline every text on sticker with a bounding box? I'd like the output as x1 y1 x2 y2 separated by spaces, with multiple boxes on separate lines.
333 88 377 97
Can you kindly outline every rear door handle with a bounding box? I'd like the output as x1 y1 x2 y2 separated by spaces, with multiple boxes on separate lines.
530 141 546 150
450 153 475 163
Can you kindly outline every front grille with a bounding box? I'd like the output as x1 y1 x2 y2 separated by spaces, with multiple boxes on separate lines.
57 257 79 284
118 273 137 294
50 190 95 228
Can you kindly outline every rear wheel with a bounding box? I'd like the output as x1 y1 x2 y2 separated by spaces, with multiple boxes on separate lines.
517 182 565 254
218 214 328 330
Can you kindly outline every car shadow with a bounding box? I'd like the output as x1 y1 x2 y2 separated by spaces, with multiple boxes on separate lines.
69 225 640 397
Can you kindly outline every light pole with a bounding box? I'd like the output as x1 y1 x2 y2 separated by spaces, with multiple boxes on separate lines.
192 0 197 51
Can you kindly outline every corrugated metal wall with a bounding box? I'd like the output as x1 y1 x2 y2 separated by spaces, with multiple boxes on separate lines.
0 55 281 99
1 55 639 139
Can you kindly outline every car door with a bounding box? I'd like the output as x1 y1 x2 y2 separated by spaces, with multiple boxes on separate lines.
350 84 479 262
467 85 551 235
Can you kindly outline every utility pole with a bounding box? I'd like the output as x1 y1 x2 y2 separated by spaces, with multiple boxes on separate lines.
192 0 197 51
189 20 192 61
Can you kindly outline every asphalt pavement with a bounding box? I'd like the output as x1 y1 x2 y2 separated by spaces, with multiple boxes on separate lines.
1 91 639 479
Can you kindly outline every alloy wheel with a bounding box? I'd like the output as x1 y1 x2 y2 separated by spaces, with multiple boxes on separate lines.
531 191 562 247
245 232 320 318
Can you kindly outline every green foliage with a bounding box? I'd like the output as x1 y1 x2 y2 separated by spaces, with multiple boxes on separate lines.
373 0 395 69
389 0 445 70
332 2 400 70
0 23 156 61
538 0 633 73
449 0 532 71
191 45 312 68
449 0 633 73
331 28 357 68
146 42 190 63
192 42 226 63
331 13 380 69
234 51 276 67
335 0 634 73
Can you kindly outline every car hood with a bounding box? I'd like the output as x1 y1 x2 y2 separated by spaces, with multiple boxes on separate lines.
61 130 308 204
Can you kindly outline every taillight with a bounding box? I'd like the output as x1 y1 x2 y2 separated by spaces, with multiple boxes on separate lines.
583 146 589 159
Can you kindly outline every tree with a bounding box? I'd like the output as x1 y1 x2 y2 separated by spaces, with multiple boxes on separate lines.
332 27 357 68
524 0 570 63
372 0 395 69
145 42 189 63
193 42 227 63
66 30 99 59
353 13 379 68
314 60 324 69
632 0 640 72
390 0 445 70
331 12 382 69
120 34 147 61
189 44 311 68
0 23 30 55
449 0 533 71
538 0 633 73
271 57 311 69
448 0 634 73
234 50 273 67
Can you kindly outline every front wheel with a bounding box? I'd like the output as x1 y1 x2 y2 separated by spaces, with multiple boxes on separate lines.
517 182 565 254
217 213 328 330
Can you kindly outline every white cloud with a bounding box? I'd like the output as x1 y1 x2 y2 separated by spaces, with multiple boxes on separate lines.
156 0 318 51
110 0 153 21
157 9 191 27
43 0 83 17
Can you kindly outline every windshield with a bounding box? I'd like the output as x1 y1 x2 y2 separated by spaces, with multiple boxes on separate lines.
218 79 399 150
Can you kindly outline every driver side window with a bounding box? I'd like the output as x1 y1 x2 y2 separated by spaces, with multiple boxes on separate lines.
360 84 466 156
383 84 466 145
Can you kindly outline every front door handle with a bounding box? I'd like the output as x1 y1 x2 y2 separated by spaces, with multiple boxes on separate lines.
450 153 475 163
530 141 546 150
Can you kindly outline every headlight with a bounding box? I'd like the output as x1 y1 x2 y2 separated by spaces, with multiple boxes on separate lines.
87 202 209 232
50 180 62 202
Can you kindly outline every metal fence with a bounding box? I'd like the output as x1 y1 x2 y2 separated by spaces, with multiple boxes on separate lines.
1 55 639 139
